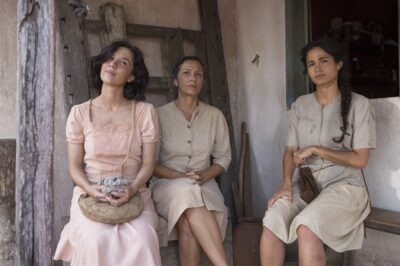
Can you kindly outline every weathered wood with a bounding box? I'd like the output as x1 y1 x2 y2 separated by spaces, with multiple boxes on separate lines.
100 3 127 44
365 207 400 235
198 0 237 214
148 77 170 92
83 19 201 40
16 1 55 265
56 0 90 111
160 28 184 101
0 140 16 266
193 32 211 103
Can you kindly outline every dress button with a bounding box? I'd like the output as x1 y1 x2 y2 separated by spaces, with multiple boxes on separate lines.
187 140 192 144
187 124 191 129
188 155 192 159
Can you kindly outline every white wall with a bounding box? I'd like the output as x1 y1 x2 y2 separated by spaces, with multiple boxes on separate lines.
350 97 400 265
366 97 400 212
235 0 287 215
0 0 17 139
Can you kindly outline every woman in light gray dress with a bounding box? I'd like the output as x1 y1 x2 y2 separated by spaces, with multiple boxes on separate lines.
150 56 231 266
260 38 376 266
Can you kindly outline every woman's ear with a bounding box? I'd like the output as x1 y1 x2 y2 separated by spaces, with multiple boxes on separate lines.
173 78 178 87
127 74 135 83
337 61 343 71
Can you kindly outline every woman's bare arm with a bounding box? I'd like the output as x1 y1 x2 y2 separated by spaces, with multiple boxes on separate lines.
294 146 370 168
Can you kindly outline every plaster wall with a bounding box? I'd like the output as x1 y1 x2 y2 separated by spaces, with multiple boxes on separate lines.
235 0 287 215
350 97 400 264
0 0 17 139
364 98 400 212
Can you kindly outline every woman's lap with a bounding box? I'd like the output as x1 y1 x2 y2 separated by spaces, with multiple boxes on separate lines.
263 183 370 251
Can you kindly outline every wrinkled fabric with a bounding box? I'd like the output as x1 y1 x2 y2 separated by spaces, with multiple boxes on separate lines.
54 100 161 266
151 101 231 246
263 93 375 252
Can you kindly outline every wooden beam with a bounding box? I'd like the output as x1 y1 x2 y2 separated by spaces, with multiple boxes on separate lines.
100 3 127 44
83 20 201 40
0 140 16 265
16 1 55 265
57 0 90 111
147 77 170 92
161 28 184 101
198 0 237 213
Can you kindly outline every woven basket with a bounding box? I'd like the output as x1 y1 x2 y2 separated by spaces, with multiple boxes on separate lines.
78 193 143 224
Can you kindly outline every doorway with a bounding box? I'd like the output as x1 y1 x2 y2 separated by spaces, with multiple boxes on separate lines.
310 0 399 98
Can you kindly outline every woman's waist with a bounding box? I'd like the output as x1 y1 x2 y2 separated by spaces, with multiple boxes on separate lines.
299 164 365 188
158 159 210 173
85 169 139 183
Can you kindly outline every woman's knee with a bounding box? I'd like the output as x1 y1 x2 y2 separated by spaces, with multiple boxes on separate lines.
296 225 317 242
182 206 207 221
261 227 280 244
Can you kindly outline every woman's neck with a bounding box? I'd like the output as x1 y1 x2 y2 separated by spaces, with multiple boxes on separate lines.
97 85 129 111
315 85 340 106
175 95 199 121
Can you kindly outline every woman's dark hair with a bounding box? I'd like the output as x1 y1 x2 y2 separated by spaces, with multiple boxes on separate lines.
171 55 205 83
88 40 149 101
301 37 352 143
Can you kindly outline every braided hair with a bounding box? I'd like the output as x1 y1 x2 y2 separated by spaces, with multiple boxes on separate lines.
301 38 352 143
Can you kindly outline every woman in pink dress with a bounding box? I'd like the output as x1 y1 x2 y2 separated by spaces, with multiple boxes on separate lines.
54 40 161 266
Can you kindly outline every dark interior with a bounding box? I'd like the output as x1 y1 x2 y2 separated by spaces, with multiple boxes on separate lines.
310 0 399 98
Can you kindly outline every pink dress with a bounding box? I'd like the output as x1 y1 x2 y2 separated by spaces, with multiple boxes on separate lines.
54 100 161 266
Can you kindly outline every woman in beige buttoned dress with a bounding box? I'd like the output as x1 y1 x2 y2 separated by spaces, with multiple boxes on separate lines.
150 56 231 266
260 38 376 266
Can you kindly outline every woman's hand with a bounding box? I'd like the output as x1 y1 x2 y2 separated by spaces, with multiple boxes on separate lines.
293 146 316 166
107 185 138 207
106 185 138 207
85 184 108 202
185 169 206 184
268 183 293 208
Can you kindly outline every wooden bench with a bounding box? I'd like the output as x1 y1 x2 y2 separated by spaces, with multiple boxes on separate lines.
364 207 400 235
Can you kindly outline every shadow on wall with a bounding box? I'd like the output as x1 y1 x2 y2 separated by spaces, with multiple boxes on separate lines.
250 109 290 216
365 97 400 212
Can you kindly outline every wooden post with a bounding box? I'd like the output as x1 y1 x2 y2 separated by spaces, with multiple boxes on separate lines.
198 0 237 214
16 1 55 265
99 3 127 46
56 0 90 111
0 140 16 265
161 28 184 101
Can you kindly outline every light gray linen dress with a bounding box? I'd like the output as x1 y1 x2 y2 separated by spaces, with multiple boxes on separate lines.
150 101 231 247
263 92 376 252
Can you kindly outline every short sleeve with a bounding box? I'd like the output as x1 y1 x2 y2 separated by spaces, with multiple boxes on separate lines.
138 103 159 143
211 111 232 172
286 100 299 148
351 98 376 150
66 105 85 144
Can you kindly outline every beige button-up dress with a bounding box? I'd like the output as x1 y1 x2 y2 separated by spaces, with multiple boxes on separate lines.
150 101 231 246
263 92 376 252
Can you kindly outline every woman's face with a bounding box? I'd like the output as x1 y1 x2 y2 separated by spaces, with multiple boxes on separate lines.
174 60 204 97
306 47 342 88
100 47 135 87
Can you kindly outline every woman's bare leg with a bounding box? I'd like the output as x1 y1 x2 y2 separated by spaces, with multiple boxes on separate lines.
260 227 285 266
297 225 325 266
183 207 228 266
177 215 202 266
